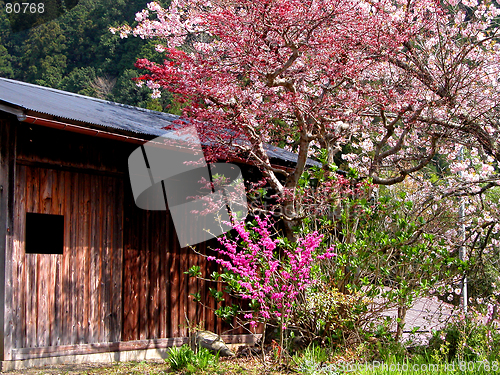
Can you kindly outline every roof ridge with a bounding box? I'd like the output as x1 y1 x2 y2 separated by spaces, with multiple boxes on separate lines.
0 77 179 118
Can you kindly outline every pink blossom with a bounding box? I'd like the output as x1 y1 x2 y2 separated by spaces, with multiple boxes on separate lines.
208 217 329 327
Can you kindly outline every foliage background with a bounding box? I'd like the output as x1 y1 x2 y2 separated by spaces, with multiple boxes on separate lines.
0 0 176 111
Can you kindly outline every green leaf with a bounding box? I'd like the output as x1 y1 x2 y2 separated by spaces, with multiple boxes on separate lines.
209 288 224 302
347 167 359 179
190 292 201 302
184 265 201 277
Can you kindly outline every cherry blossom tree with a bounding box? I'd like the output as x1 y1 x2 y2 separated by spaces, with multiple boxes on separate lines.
111 0 500 240
109 1 500 344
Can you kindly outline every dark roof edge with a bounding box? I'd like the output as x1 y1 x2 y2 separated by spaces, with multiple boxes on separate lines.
0 77 169 117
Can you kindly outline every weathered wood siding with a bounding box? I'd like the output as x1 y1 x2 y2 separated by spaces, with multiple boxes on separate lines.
13 165 124 347
0 117 17 360
121 203 228 341
4 121 243 358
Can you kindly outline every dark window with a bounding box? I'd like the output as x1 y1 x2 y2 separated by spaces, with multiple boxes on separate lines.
25 213 64 254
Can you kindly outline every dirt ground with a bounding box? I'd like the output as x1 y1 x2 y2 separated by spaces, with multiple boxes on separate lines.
0 360 169 375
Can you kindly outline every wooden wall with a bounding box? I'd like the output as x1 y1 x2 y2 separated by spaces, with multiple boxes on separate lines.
3 121 244 358
12 165 124 348
0 117 17 361
121 203 227 341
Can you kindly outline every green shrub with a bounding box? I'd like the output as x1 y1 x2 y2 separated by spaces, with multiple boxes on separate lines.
295 287 370 346
428 314 500 362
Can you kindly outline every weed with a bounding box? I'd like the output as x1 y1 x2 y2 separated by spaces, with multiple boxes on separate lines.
166 344 219 373
167 344 195 371
294 344 332 374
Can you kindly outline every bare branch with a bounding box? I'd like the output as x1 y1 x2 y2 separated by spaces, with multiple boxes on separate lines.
372 136 438 185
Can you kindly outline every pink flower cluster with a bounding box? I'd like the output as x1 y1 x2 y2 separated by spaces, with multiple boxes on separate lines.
207 217 336 328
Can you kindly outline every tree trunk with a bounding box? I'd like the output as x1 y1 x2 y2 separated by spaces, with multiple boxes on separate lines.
395 305 407 342
283 217 298 242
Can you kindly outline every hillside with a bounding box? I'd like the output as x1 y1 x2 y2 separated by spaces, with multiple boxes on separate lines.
0 0 174 111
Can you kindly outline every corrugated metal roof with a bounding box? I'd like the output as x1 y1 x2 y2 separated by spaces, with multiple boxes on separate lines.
0 77 175 137
0 77 320 166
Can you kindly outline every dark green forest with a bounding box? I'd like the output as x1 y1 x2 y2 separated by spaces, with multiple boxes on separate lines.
0 0 175 111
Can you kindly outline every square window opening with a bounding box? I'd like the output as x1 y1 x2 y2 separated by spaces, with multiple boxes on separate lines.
25 213 64 254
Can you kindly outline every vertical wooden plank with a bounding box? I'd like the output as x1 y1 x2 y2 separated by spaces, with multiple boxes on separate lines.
69 172 79 344
80 173 90 344
122 194 139 342
116 179 124 343
25 167 39 348
188 245 197 331
101 177 111 342
73 172 83 344
196 244 202 327
0 119 16 359
9 164 19 352
45 170 57 347
61 170 72 345
98 175 106 344
74 172 82 344
25 262 35 349
36 255 46 346
169 215 180 337
180 223 189 337
159 210 169 338
216 259 224 335
198 242 206 330
52 169 64 347
23 166 32 349
9 162 19 352
139 210 150 340
111 177 123 343
14 165 26 349
208 246 217 333
148 211 160 339
37 168 51 347
89 174 100 344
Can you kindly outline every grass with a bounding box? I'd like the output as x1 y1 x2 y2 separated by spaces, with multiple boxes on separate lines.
355 360 500 374
2 341 499 375
0 356 285 375
165 345 220 373
2 356 500 374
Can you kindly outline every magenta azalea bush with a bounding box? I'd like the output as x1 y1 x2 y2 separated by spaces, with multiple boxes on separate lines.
207 216 336 329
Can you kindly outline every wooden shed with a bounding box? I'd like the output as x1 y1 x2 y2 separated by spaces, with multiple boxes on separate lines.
0 78 308 369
